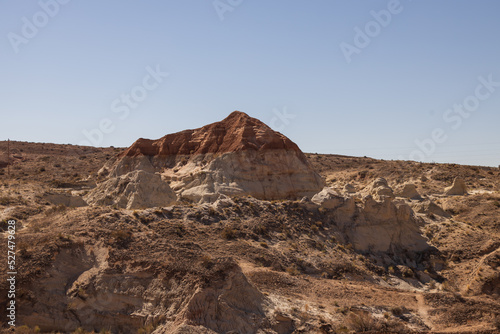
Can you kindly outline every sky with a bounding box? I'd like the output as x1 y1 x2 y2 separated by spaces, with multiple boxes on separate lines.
1 0 499 167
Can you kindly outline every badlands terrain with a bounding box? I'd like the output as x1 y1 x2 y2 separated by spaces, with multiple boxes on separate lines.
0 111 499 333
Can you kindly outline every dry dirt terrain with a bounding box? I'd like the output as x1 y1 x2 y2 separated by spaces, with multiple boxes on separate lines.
0 139 499 333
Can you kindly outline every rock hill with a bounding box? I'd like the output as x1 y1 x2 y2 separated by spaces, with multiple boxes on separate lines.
86 111 324 207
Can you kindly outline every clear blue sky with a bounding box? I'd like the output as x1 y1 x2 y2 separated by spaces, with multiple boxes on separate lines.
1 1 499 166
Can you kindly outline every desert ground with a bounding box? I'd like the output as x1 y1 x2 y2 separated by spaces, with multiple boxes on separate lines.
0 136 499 333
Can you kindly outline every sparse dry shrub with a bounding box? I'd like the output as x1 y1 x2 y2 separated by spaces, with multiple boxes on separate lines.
173 223 184 236
17 240 32 258
110 229 132 247
71 328 89 334
331 261 356 277
345 311 380 332
0 196 15 205
253 223 268 236
137 324 155 334
221 226 236 240
285 264 300 276
336 306 349 315
442 278 458 292
200 254 213 268
380 319 410 333
334 325 350 333
14 325 40 334
390 306 406 317
207 206 217 216
401 266 414 278
494 314 500 330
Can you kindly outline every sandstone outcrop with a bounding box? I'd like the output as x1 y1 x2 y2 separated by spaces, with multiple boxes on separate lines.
91 111 324 205
444 177 468 195
350 196 429 253
315 188 430 253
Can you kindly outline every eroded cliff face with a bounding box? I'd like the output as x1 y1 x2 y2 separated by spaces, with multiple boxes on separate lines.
86 111 324 206
312 186 430 254
14 242 271 334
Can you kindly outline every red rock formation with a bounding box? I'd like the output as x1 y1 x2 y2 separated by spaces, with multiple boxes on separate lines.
90 111 324 204
121 111 305 161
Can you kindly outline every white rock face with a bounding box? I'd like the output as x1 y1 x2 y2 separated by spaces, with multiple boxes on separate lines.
85 170 176 209
444 177 468 195
310 187 430 253
101 150 324 204
175 150 324 203
350 196 429 253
